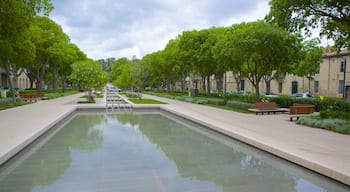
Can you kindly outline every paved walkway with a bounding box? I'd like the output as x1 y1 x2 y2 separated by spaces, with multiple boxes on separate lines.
0 93 349 186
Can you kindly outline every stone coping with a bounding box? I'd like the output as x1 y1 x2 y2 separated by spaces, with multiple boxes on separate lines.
0 95 349 186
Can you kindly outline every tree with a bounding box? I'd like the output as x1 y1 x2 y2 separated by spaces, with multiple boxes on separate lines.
267 0 350 50
48 42 85 92
292 38 323 93
69 59 107 101
226 21 304 102
162 39 181 94
26 16 68 93
0 0 53 101
178 29 219 96
111 57 132 89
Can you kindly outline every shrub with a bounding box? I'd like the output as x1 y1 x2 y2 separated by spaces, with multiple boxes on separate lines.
227 101 255 110
320 110 350 120
297 117 350 135
0 98 27 110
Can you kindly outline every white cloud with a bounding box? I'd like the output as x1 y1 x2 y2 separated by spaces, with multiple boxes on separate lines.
50 0 271 60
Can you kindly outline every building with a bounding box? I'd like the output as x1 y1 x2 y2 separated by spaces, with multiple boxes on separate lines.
0 69 33 91
195 49 350 100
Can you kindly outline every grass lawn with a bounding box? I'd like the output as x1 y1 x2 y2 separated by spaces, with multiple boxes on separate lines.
129 98 167 104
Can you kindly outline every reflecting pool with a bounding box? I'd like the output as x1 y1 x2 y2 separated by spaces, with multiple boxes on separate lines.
0 112 349 192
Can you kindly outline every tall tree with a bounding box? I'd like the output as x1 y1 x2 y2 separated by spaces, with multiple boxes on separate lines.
48 42 84 92
267 0 350 50
69 59 107 101
0 0 53 101
163 39 181 94
27 16 68 93
226 21 303 102
292 38 323 93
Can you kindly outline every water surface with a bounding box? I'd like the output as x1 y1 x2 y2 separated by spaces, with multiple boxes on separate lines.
0 112 349 192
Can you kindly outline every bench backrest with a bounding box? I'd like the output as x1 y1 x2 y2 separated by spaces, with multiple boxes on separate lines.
290 105 315 114
255 102 277 110
20 93 44 98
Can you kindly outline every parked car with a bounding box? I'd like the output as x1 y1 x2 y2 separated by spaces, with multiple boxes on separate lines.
262 92 279 98
291 93 314 99
107 86 121 92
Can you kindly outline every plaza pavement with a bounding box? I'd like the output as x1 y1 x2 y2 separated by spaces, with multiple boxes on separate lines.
0 93 349 186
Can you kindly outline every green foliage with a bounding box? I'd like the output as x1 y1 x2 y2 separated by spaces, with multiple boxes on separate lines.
222 21 304 102
297 117 350 135
111 57 143 90
44 90 78 99
320 110 350 120
267 0 350 50
0 98 27 110
292 38 323 79
69 60 108 90
230 93 256 104
227 101 255 110
129 98 167 104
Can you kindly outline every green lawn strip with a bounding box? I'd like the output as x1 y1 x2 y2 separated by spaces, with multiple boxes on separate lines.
0 101 28 111
128 98 167 104
204 103 252 114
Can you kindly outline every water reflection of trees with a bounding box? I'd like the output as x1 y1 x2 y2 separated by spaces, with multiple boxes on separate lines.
0 114 104 192
116 113 297 192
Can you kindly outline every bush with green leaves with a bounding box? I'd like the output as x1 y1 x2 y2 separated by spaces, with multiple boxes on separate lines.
227 101 255 110
0 98 27 110
297 117 350 135
320 110 350 120
269 96 350 113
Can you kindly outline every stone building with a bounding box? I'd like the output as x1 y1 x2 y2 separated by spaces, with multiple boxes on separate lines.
196 49 350 100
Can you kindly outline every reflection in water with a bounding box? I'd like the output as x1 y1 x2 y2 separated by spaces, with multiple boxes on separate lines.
0 115 104 192
0 113 349 192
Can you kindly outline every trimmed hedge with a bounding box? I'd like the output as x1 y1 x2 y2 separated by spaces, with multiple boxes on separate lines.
297 117 350 135
227 101 255 110
320 110 350 120
269 97 350 113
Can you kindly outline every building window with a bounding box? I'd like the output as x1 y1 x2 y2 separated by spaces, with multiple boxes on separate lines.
339 80 344 94
292 81 298 94
340 60 345 72
278 82 283 93
314 81 319 93
240 80 245 91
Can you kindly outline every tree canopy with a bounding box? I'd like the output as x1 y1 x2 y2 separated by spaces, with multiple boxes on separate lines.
69 59 108 90
267 0 350 50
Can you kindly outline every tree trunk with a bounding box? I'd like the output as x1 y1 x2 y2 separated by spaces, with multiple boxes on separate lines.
61 75 67 92
4 58 16 102
223 72 227 105
234 74 241 92
53 63 58 93
202 77 206 91
181 72 185 93
255 82 261 102
166 77 171 94
206 76 210 97
265 79 271 94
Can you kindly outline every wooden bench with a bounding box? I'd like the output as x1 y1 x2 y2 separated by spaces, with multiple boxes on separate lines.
249 102 289 115
286 103 316 121
20 93 44 102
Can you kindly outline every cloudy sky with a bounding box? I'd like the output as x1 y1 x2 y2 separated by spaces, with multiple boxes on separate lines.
50 0 271 60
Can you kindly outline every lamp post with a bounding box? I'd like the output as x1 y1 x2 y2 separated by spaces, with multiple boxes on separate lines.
341 58 347 99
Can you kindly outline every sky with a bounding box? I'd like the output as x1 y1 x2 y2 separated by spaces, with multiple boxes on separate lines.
50 0 272 60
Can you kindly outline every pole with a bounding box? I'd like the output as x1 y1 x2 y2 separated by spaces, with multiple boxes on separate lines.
343 58 347 99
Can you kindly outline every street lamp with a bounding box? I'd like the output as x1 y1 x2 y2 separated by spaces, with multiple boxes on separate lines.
341 58 347 99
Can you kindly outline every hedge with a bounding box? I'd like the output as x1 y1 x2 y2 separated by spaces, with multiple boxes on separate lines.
269 97 350 113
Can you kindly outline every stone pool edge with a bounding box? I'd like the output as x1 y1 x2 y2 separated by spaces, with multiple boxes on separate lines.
157 106 350 186
1 103 349 186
